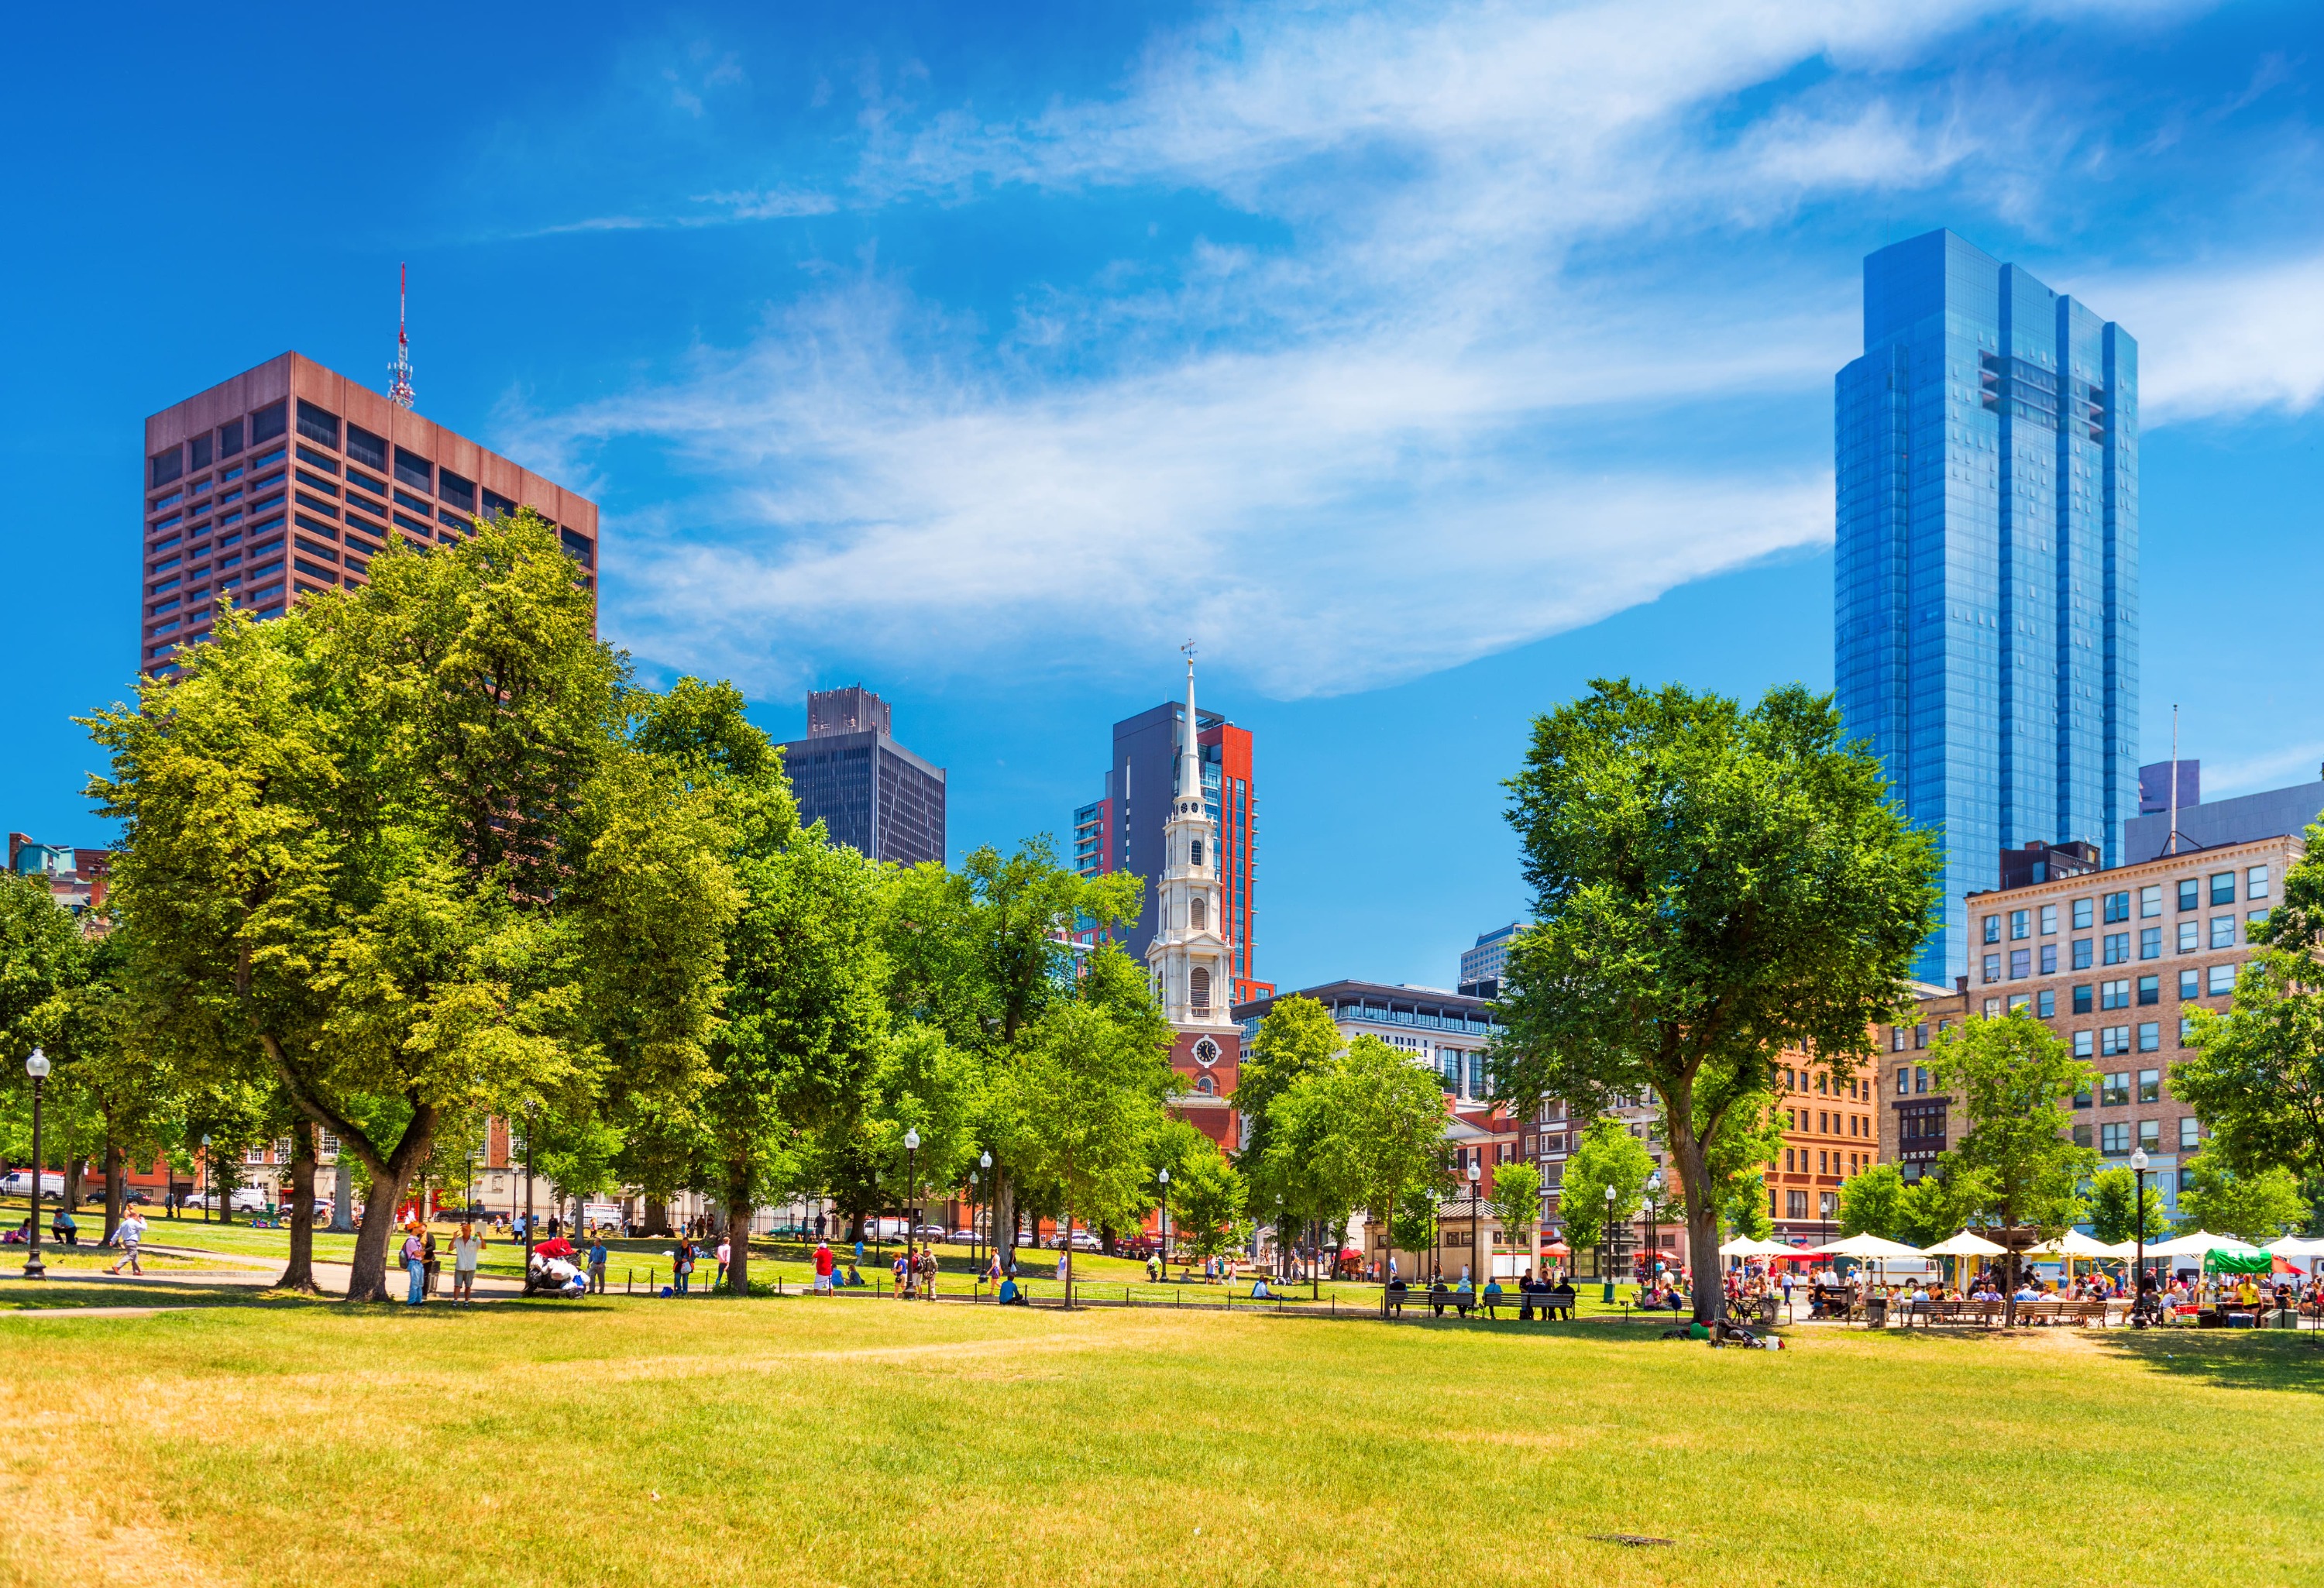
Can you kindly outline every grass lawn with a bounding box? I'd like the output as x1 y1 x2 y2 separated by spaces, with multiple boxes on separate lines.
3 1292 2321 1587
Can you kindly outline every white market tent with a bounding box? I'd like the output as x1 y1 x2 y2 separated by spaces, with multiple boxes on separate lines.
1808 1234 1925 1259
1719 1237 1799 1258
2027 1229 2130 1258
2138 1230 2261 1259
2264 1236 2324 1257
1923 1229 2009 1257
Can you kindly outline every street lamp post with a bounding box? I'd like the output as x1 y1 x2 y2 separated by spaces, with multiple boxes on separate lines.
978 1150 993 1276
1645 1171 1664 1293
22 1049 50 1280
1466 1160 1482 1289
2130 1146 2150 1326
1601 1182 1618 1304
522 1101 538 1281
199 1134 211 1224
903 1128 920 1298
1157 1167 1170 1280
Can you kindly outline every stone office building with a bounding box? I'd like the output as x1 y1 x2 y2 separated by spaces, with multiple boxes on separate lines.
1879 831 2301 1222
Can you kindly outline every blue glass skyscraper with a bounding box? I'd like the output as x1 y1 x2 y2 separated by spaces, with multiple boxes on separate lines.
1836 230 2138 984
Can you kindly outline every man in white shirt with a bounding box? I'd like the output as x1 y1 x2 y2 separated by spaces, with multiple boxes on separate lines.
105 1208 148 1276
450 1221 486 1305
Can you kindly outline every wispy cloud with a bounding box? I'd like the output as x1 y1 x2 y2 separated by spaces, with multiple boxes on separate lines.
501 0 2284 699
2086 249 2324 421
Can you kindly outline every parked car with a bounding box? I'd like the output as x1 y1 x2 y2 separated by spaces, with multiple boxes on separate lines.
191 1188 270 1213
2 1171 66 1201
1046 1229 1105 1251
949 1229 979 1243
913 1223 947 1242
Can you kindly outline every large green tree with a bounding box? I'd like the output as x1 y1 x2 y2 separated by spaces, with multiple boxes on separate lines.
2086 1165 2168 1248
1485 1157 1542 1273
1233 993 1343 1271
2174 1153 2309 1242
86 513 734 1301
1281 1033 1450 1278
1489 680 1939 1322
1554 1114 1654 1269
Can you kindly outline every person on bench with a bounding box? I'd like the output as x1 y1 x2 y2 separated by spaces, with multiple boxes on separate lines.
1483 1277 1505 1317
1429 1281 1451 1317
1385 1277 1409 1318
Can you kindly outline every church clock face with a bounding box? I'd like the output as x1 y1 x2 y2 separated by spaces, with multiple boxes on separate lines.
1192 1037 1220 1067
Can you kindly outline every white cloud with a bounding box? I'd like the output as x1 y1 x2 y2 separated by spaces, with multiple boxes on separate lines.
2085 250 2324 421
513 0 2245 699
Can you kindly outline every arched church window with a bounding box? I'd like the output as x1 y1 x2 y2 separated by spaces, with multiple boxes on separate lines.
1190 967 1212 1012
1191 895 1206 931
1191 837 1204 869
1195 1074 1216 1095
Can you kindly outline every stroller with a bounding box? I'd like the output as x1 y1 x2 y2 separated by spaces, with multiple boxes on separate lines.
524 1236 589 1298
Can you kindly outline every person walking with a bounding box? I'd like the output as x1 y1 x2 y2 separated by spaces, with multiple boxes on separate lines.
587 1236 608 1294
105 1207 147 1276
450 1221 485 1305
714 1235 732 1291
402 1226 427 1306
813 1240 836 1294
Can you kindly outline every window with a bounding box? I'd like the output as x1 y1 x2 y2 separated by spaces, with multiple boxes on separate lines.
2040 944 2058 974
2010 909 2030 940
2100 980 2130 1010
2137 1068 2161 1103
2037 989 2055 1018
2137 1022 2161 1053
2071 985 2093 1016
2178 878 2199 913
296 446 339 476
1190 895 1206 930
2249 865 2271 900
2072 1124 2092 1148
2249 909 2271 936
2007 993 2030 1013
394 448 433 492
251 399 286 442
219 418 244 456
2210 872 2236 906
2040 904 2058 935
150 445 182 486
2180 1016 2195 1045
2139 885 2161 919
2139 927 2161 959
295 400 339 448
2137 974 2159 1005
346 424 387 470
2072 938 2093 971
1786 1191 1809 1220
2103 933 2129 965
2103 891 2130 923
1982 998 2001 1018
2180 1117 2200 1150
1983 914 2001 945
1982 954 2000 984
2009 949 2030 978
1891 1027 1906 1052
1913 1023 1927 1049
1189 967 1210 1011
2178 920 2199 953
438 468 476 512
560 526 596 568
2209 916 2236 950
2073 898 2094 930
481 487 517 521
2137 1118 2160 1150
2101 1122 2129 1156
190 434 212 469
2102 1029 2131 1061
1895 1067 1909 1096
1914 1067 1928 1095
2207 964 2235 996
2178 969 2199 1000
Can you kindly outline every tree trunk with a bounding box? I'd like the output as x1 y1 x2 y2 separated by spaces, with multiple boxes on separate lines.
993 1168 1017 1277
102 1124 123 1245
339 1105 439 1303
328 1160 353 1232
1662 1086 1727 1325
643 1196 672 1238
727 1160 752 1295
280 1119 318 1293
63 1155 84 1219
1064 1205 1074 1308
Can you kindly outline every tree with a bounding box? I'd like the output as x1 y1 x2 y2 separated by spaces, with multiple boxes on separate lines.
1233 994 1343 1270
1485 1157 1542 1271
1490 680 1940 1322
86 512 734 1301
1168 1139 1245 1267
1927 1010 2095 1317
2175 1154 2309 1242
1296 1034 1449 1280
1005 997 1174 1304
1838 1164 1908 1242
2085 1166 2167 1248
2175 950 2324 1186
1388 1187 1438 1276
1554 1115 1653 1270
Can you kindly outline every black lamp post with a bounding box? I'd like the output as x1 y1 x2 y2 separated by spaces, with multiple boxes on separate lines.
1644 1171 1664 1291
978 1149 992 1273
199 1133 211 1223
1601 1182 1618 1303
22 1049 50 1280
1157 1166 1171 1279
2130 1145 2150 1324
522 1100 538 1279
1466 1160 1482 1289
903 1127 920 1296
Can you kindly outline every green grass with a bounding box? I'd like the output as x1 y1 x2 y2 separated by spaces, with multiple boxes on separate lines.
3 1288 2320 1587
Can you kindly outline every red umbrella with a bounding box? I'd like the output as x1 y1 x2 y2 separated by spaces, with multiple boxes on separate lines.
535 1236 576 1259
1540 1241 1572 1257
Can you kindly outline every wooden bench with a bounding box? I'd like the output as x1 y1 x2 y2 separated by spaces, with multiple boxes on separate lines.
1481 1287 1576 1322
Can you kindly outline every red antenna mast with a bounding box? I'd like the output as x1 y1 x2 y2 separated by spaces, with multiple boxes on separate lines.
388 262 416 410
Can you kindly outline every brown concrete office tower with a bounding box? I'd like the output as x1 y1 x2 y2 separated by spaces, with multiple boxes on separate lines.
139 352 598 675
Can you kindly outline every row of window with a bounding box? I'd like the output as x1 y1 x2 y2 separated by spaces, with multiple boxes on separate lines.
150 404 280 487
1982 911 2266 981
2075 1118 2199 1154
150 452 284 545
1779 1148 1869 1177
1982 868 2270 944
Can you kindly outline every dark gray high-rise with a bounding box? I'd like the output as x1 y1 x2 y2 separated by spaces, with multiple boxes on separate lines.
778 686 947 868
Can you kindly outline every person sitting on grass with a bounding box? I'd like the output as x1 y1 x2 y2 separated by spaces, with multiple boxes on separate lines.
1250 1276 1270 1300
845 1263 865 1287
999 1273 1027 1306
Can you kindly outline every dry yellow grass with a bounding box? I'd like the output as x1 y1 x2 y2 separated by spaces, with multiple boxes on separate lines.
1 1295 2318 1587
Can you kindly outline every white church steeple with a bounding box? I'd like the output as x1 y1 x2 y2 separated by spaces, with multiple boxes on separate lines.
1148 644 1233 1030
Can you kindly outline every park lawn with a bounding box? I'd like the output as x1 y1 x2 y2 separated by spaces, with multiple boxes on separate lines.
4 1299 2319 1588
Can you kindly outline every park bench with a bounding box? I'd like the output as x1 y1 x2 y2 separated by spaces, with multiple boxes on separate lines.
1479 1287 1576 1322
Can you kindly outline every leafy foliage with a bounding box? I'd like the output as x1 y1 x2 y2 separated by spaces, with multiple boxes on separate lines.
2174 1153 2309 1242
1554 1114 1654 1255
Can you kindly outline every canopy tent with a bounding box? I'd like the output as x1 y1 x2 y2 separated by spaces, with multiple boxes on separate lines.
1719 1237 1798 1258
2138 1230 2260 1259
2263 1236 2324 1256
1923 1229 2009 1257
2027 1229 2126 1258
1808 1234 1925 1259
2205 1249 2274 1274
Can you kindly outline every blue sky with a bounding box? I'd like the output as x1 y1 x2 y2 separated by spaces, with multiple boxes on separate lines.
5 2 2321 994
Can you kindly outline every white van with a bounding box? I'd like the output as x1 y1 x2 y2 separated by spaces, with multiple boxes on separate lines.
2 1170 67 1201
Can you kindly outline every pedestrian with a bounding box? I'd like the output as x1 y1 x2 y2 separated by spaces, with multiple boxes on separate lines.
715 1234 732 1291
854 1235 865 1269
105 1207 147 1276
672 1237 693 1296
918 1246 938 1300
813 1240 836 1294
402 1226 427 1306
587 1235 608 1294
422 1225 442 1296
893 1248 912 1298
451 1220 485 1305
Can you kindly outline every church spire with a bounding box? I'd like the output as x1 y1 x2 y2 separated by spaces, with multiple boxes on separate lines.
1177 641 1202 819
